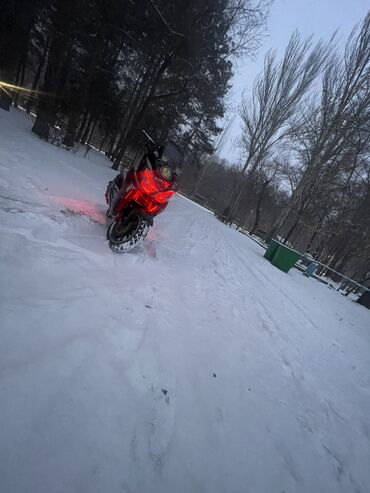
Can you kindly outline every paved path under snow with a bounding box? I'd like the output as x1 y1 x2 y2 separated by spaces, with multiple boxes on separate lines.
1 110 370 493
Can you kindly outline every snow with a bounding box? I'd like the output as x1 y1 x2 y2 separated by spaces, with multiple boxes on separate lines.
1 110 370 493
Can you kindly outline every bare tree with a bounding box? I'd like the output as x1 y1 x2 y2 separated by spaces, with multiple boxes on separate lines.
249 156 297 234
191 116 235 198
274 12 370 244
223 32 330 221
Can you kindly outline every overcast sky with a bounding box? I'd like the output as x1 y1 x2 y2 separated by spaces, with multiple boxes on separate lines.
219 0 370 162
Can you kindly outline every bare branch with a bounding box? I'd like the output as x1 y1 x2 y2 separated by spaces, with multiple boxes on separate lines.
147 0 185 38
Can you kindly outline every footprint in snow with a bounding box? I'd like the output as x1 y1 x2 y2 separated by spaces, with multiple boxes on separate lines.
149 387 175 470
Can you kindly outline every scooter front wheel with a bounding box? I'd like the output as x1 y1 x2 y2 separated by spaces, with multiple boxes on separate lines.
107 210 150 253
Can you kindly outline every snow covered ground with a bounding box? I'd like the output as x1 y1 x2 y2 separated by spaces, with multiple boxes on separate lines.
1 110 370 493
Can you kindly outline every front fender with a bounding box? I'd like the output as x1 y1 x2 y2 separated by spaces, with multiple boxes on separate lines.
114 204 154 227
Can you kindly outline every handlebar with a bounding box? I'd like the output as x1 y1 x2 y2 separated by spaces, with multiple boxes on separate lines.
141 129 164 160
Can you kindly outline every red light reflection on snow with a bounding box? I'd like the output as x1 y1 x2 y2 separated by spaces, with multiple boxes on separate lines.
52 196 106 224
147 229 160 241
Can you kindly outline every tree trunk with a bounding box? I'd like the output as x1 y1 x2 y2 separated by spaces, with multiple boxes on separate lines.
109 64 150 164
99 130 108 151
223 156 254 220
80 114 94 144
13 58 24 108
63 27 105 148
0 91 12 111
32 14 71 139
283 216 300 245
18 59 26 105
33 38 49 91
306 230 318 253
250 179 269 235
25 38 50 114
192 161 210 199
76 111 88 142
32 0 77 139
32 36 62 138
111 95 148 168
111 105 139 170
86 118 98 145
107 130 119 158
63 112 80 147
112 54 173 169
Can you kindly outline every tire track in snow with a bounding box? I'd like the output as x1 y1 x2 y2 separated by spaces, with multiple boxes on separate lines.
219 226 322 335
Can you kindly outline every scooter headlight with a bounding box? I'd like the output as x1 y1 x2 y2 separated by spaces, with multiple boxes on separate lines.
159 165 172 180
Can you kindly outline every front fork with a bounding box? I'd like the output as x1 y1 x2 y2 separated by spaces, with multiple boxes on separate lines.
105 182 120 216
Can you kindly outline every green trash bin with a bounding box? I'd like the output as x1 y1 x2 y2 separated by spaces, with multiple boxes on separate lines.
264 239 280 261
271 244 301 273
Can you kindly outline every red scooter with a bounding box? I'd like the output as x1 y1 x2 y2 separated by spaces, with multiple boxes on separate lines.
105 132 176 252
